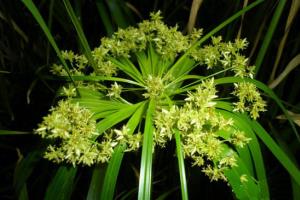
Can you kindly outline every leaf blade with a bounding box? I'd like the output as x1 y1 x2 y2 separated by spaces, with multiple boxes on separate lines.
99 102 146 200
138 100 155 200
45 166 77 200
174 129 189 200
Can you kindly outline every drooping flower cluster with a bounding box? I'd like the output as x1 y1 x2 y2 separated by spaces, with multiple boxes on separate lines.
154 79 251 181
232 82 266 119
190 36 254 77
189 36 266 116
35 100 142 166
35 100 102 166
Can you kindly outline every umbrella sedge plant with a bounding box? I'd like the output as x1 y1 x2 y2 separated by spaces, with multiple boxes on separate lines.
22 0 300 199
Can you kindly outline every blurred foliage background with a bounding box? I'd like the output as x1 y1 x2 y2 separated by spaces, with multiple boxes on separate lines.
0 0 299 199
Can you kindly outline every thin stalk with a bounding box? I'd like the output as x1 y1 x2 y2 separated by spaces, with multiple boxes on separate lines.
175 129 189 200
62 0 96 69
138 100 155 200
21 0 77 92
166 0 264 78
254 0 287 76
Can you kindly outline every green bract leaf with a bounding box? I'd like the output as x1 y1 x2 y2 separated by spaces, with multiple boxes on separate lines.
45 166 77 200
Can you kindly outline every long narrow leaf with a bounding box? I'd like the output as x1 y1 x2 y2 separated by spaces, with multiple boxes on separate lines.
138 100 155 200
44 75 144 87
106 0 130 28
96 102 141 134
95 0 114 36
62 0 95 68
250 120 300 186
99 102 146 200
166 0 264 78
14 151 40 197
135 51 150 77
21 0 76 89
110 57 145 84
87 165 107 200
217 107 269 199
174 129 188 200
254 0 287 75
18 185 29 200
224 156 261 200
215 76 300 142
45 166 77 200
0 130 31 135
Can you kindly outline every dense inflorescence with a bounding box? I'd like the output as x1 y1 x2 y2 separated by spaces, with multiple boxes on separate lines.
154 78 251 181
36 11 266 182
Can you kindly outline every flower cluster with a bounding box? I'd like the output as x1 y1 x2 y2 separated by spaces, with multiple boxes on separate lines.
50 11 203 78
189 36 265 118
190 36 253 77
50 51 88 76
232 82 266 119
35 100 143 166
154 79 251 181
37 12 265 185
35 100 101 166
143 75 165 99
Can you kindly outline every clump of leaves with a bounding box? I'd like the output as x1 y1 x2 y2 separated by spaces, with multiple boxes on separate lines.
36 11 269 199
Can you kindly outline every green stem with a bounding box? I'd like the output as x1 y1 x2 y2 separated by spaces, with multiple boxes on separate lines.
254 0 287 76
175 129 189 200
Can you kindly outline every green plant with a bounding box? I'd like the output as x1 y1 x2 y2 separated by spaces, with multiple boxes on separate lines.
14 0 299 199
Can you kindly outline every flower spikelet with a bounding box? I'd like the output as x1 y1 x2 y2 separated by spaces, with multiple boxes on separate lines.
232 82 266 119
35 100 111 166
154 78 244 182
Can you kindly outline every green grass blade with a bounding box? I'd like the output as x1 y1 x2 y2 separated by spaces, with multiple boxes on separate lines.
174 129 189 200
269 124 300 200
76 87 104 99
135 51 150 77
100 102 146 200
87 165 107 200
138 100 155 200
14 151 40 197
21 0 76 89
254 0 287 75
98 145 125 200
44 75 144 87
292 179 300 200
237 115 270 200
110 57 145 84
96 103 141 134
168 58 196 82
106 0 130 28
92 110 119 120
217 107 269 199
95 0 114 36
120 188 138 200
250 120 300 186
62 0 95 68
73 99 127 112
224 156 261 200
147 43 159 75
18 184 29 200
216 141 261 199
166 0 264 78
45 166 77 200
0 130 31 135
155 187 178 200
215 76 300 142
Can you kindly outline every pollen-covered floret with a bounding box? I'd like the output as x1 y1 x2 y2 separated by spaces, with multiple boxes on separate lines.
232 82 266 119
153 78 246 182
35 100 113 166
